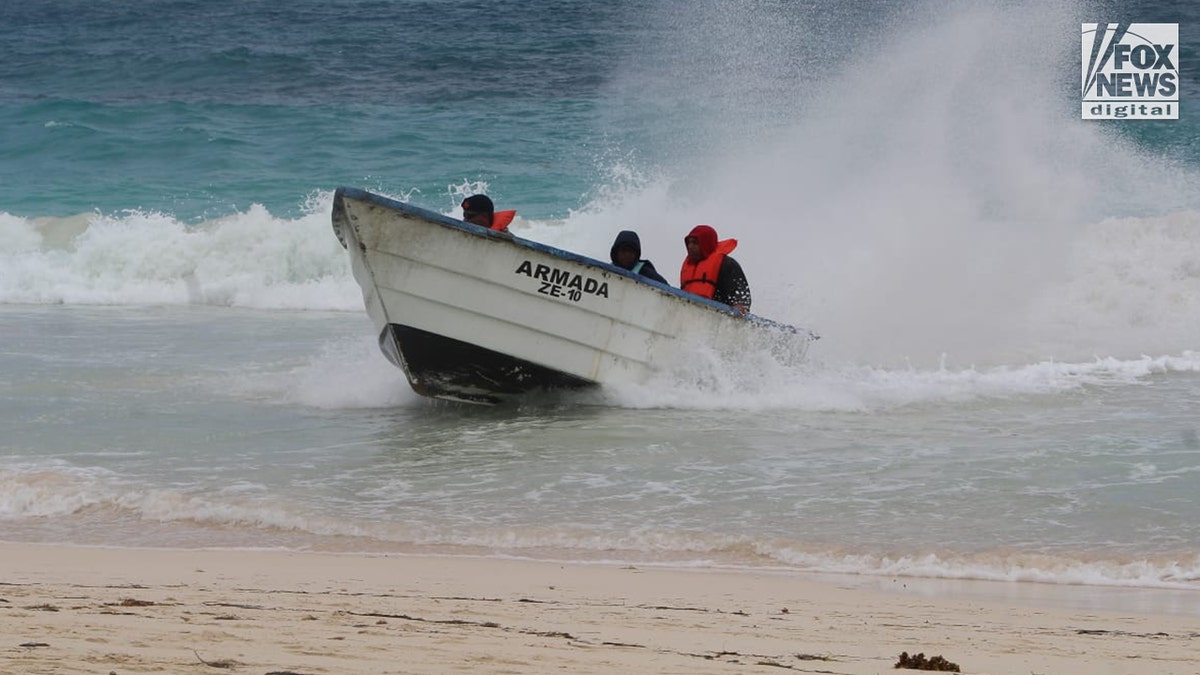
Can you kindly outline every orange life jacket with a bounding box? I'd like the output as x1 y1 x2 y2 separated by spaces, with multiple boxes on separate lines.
680 239 737 299
491 210 516 232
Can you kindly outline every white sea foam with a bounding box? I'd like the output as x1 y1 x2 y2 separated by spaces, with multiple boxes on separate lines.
2 464 1196 590
0 464 120 519
587 1 1200 368
0 199 360 310
223 332 425 409
583 348 1200 411
4 192 1197 418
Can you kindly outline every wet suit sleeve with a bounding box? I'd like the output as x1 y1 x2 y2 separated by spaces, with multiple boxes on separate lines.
715 256 751 310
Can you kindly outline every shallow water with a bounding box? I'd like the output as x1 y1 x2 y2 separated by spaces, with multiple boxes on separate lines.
3 305 1197 602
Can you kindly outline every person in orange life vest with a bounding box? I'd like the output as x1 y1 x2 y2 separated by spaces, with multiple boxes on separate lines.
680 224 751 313
610 230 669 285
461 194 516 232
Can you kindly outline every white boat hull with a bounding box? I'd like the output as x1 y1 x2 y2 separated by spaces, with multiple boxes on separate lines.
332 188 813 403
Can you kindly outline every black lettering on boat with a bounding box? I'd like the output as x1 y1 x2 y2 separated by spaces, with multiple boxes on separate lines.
513 259 609 302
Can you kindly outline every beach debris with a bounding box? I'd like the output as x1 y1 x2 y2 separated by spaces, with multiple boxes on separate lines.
894 651 961 672
204 601 265 610
22 603 59 612
527 630 577 640
348 610 501 629
19 642 50 648
600 640 645 648
1076 629 1171 638
699 651 836 668
192 649 239 669
117 598 155 607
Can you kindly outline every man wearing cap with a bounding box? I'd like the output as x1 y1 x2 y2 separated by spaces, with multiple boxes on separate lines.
680 224 751 314
460 194 516 232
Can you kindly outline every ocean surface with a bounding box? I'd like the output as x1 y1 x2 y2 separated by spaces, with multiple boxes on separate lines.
2 0 1198 614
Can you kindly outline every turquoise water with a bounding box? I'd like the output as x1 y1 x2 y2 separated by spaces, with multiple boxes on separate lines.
1 1 1199 602
7 0 1194 222
1 0 643 219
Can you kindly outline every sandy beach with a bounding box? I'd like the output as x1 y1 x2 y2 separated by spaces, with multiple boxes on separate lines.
1 543 1196 674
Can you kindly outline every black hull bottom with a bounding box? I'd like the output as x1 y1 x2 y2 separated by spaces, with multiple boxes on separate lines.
379 324 596 404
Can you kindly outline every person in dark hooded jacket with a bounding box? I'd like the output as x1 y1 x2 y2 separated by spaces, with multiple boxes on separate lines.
609 230 669 285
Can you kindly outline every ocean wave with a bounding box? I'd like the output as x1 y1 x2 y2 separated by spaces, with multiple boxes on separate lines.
1 465 1196 591
0 195 360 310
591 349 1200 411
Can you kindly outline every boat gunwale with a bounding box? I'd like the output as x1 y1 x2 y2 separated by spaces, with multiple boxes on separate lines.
334 186 814 339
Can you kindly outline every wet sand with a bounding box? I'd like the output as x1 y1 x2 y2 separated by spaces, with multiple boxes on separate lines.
2 543 1197 674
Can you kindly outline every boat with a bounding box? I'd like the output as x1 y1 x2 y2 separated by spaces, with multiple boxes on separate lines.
331 187 816 404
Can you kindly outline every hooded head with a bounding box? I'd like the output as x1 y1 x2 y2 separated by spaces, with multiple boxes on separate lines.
685 224 718 261
610 230 642 268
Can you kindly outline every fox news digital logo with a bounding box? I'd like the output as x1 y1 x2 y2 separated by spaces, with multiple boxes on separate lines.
1082 23 1178 120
